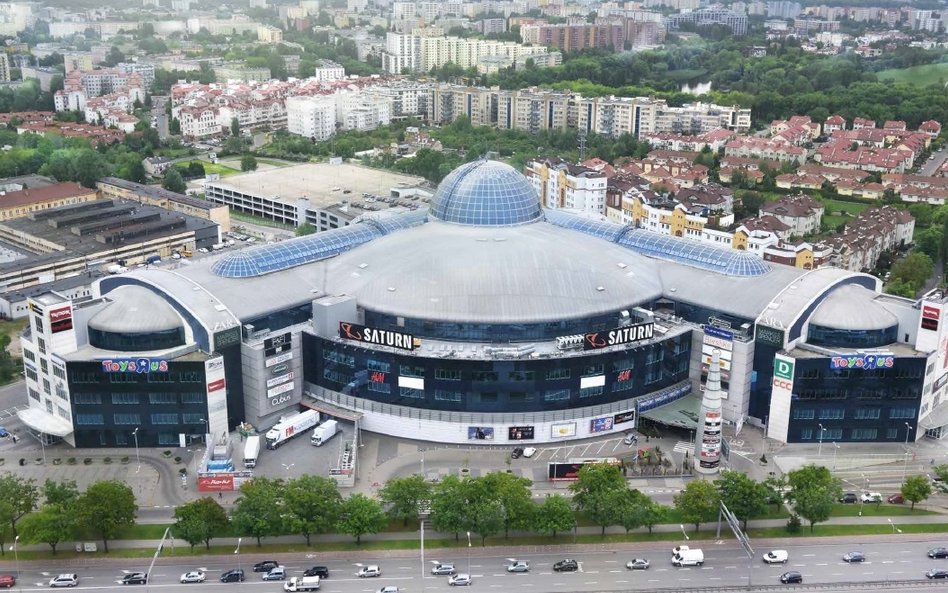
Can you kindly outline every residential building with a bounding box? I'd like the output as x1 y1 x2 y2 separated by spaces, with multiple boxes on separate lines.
213 65 272 83
0 53 10 83
824 206 914 271
665 9 748 35
286 95 337 141
519 22 626 52
759 194 824 236
0 182 97 222
525 157 607 215
258 25 283 43
63 52 94 73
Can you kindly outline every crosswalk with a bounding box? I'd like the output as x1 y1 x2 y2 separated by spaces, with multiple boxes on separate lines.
673 441 694 455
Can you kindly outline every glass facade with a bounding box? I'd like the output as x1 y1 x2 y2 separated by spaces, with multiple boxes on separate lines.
429 160 542 226
67 360 209 448
88 326 185 352
303 330 691 413
807 324 899 349
785 356 925 443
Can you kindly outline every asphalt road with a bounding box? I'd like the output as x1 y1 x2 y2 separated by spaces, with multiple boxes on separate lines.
9 539 948 592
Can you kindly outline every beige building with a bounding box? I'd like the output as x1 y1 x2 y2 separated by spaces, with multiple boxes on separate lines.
0 182 97 222
97 178 232 232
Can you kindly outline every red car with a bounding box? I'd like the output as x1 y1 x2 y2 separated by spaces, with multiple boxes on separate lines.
888 493 904 504
0 575 15 588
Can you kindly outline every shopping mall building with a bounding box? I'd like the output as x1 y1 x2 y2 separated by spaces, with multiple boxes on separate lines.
17 160 948 449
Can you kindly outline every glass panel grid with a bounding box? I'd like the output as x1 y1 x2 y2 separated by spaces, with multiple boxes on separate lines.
430 160 542 226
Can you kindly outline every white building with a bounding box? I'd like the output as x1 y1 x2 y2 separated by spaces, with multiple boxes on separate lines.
286 95 337 141
525 158 607 216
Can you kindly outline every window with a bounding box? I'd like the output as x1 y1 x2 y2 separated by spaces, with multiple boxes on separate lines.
147 373 173 384
851 428 878 440
854 408 880 420
818 409 845 420
823 428 843 440
800 428 813 440
115 433 128 446
889 407 916 419
36 337 45 355
508 371 535 381
579 385 603 398
182 413 204 424
114 413 141 425
112 393 140 405
435 369 461 381
399 364 425 378
57 406 69 419
52 365 65 380
158 432 178 445
54 383 67 400
792 409 815 420
545 368 570 381
181 392 204 404
42 379 50 395
23 349 35 362
367 359 390 373
323 351 355 367
150 413 178 425
76 414 104 426
583 363 603 376
886 428 898 439
434 390 462 402
149 393 177 404
544 389 570 401
40 358 48 374
367 381 391 394
399 386 424 399
25 367 37 382
28 388 39 402
471 371 498 382
478 392 498 403
73 393 101 404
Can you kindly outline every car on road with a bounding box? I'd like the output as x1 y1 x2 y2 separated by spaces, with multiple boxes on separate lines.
180 571 206 584
431 563 456 575
49 574 79 588
623 433 638 445
506 561 530 573
763 550 789 564
377 587 399 593
843 552 866 563
359 566 382 578
929 548 948 559
860 492 882 503
121 573 148 585
626 558 650 570
838 492 858 504
220 570 244 583
303 567 329 578
928 569 948 579
888 493 904 504
552 559 578 572
0 575 14 588
448 574 472 586
262 567 286 581
522 447 537 457
0 427 8 438
779 571 803 584
253 561 280 573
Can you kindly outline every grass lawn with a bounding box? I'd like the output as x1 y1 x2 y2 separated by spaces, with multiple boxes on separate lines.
830 503 937 517
822 199 870 216
877 63 948 87
749 522 948 539
184 160 240 177
255 157 292 167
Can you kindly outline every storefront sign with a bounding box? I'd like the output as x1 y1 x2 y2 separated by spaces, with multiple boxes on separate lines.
755 325 784 347
830 354 895 370
936 372 948 392
213 326 241 350
265 352 293 368
468 427 494 440
583 322 655 351
613 410 636 425
339 322 417 351
266 372 294 389
207 378 225 392
551 422 576 438
636 383 690 413
264 333 291 357
49 306 72 333
267 382 294 397
508 426 534 440
923 305 941 331
197 475 234 492
270 363 289 375
101 358 169 373
774 358 794 380
704 326 734 341
590 417 614 433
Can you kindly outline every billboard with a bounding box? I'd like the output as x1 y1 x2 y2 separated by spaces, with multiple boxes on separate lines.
264 332 292 357
508 426 534 440
101 358 169 373
551 422 576 438
590 417 614 433
49 306 73 334
339 322 417 351
468 427 494 440
583 323 655 351
829 354 894 370
613 410 635 425
197 474 234 492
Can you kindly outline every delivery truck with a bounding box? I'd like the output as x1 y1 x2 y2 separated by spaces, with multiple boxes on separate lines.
672 549 704 567
284 576 320 591
310 419 339 447
243 435 261 468
265 410 320 450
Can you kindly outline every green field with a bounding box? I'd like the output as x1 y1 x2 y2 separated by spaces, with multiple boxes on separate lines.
877 63 948 87
822 198 871 230
182 160 241 177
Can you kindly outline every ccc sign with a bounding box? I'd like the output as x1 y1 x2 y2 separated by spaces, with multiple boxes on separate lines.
772 378 793 390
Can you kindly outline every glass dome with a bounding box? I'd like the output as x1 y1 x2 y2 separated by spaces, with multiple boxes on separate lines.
429 160 542 226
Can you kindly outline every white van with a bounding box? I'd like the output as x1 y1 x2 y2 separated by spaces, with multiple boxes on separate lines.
672 549 704 567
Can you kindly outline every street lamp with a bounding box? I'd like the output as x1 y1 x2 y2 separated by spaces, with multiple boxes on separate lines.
679 524 690 541
199 418 210 444
902 423 913 484
132 427 141 470
887 518 902 534
11 535 19 591
281 463 295 479
818 423 826 456
466 531 472 575
832 442 840 472
234 538 242 583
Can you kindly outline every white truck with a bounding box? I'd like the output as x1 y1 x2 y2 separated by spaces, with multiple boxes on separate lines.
243 435 261 468
284 576 320 591
106 264 128 274
265 410 320 450
310 419 339 447
672 548 704 567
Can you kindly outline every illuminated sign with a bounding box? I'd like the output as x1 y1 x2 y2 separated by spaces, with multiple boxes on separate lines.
616 369 632 382
704 326 734 341
830 354 895 370
774 358 794 380
551 422 576 438
267 382 294 397
508 426 534 440
339 322 416 351
923 305 941 331
49 306 72 334
583 323 654 351
264 333 291 357
613 410 635 425
369 371 386 383
101 358 169 373
207 379 226 392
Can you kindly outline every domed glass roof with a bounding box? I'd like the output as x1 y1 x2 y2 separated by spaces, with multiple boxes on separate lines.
429 160 542 226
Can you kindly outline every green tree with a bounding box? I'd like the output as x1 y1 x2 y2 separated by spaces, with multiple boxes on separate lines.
787 465 841 532
169 117 181 135
231 478 285 546
283 475 342 546
534 494 575 538
18 503 75 554
73 149 108 188
379 474 431 527
901 475 933 510
674 480 720 532
74 480 137 552
42 479 79 508
763 474 788 512
296 223 316 236
482 471 534 538
231 118 240 137
569 463 627 536
616 489 654 534
336 493 387 544
430 474 471 541
0 474 39 536
240 154 258 172
641 502 671 534
173 497 230 551
715 470 768 529
162 168 187 193
468 497 504 546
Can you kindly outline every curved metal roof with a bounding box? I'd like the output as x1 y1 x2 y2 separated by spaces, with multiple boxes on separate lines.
88 285 184 333
810 284 898 331
429 160 542 226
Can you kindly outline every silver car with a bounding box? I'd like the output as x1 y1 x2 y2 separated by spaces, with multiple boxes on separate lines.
506 561 529 573
448 573 472 586
359 566 382 578
431 563 456 575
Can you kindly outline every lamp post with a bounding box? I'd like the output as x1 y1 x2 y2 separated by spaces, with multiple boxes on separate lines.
902 423 913 484
466 531 472 575
818 423 826 456
281 463 295 480
887 518 902 534
132 427 141 471
12 535 19 591
832 442 840 472
199 418 210 444
234 538 242 583
420 519 425 593
679 524 690 541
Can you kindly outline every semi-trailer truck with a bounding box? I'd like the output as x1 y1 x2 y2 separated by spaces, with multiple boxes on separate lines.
310 419 339 446
265 410 320 450
243 435 261 468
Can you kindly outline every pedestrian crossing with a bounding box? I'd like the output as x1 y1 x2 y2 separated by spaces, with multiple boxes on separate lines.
673 441 694 455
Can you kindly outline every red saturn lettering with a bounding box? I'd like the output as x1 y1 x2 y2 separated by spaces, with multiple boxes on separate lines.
340 323 363 341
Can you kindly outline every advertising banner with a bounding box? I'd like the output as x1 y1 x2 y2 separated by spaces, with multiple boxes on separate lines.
508 426 534 440
590 417 614 433
468 427 494 440
49 306 73 334
197 475 234 492
583 322 655 351
265 352 293 368
613 410 636 425
551 422 576 438
264 332 291 357
339 322 417 351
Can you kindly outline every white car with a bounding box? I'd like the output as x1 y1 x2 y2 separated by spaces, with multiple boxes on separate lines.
672 545 689 555
49 574 79 588
522 447 537 458
763 550 789 564
448 573 472 586
377 587 399 593
180 571 206 584
860 492 882 503
359 566 382 578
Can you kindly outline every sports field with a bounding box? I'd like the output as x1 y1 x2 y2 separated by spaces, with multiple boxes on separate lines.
877 62 948 86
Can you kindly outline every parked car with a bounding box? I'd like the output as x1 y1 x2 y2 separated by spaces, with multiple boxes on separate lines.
431 564 456 575
843 552 866 563
253 561 280 573
220 570 244 583
0 427 8 438
303 567 329 578
522 447 537 458
623 433 638 445
929 548 948 559
448 574 472 586
506 561 530 573
511 447 523 459
928 569 948 579
262 567 286 581
763 550 789 564
121 573 148 585
358 566 382 578
0 575 14 588
179 571 206 584
626 558 650 570
377 587 399 593
838 493 858 504
552 559 578 572
49 574 79 588
780 571 803 584
888 493 904 504
860 492 882 503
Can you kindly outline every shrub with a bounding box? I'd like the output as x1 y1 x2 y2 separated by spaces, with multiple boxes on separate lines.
83 458 92 465
162 450 172 458
178 468 187 476
174 456 182 463
103 457 112 464
786 514 802 534
67 457 77 465
121 456 130 464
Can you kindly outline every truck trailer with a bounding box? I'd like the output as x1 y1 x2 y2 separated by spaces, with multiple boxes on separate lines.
265 410 320 450
243 435 261 468
310 419 339 447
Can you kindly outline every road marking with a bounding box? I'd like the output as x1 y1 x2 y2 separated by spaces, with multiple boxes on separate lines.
609 570 622 573
604 560 618 564
583 582 598 585
816 563 828 566
802 554 815 557
882 561 894 564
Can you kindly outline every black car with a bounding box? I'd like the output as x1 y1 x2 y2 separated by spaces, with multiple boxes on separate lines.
220 570 244 583
304 567 330 579
779 571 802 584
511 447 524 459
122 573 148 585
553 559 578 572
930 548 948 559
843 552 866 563
929 569 948 579
253 561 280 573
838 493 858 504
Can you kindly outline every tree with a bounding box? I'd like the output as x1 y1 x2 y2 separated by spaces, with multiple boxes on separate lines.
72 149 108 188
162 168 187 193
379 474 431 527
641 502 671 534
336 493 387 544
42 479 79 508
74 480 137 552
468 497 504 546
296 223 316 236
0 474 38 538
169 117 181 135
231 118 240 137
763 474 788 512
19 504 75 554
534 495 575 538
674 480 720 532
569 463 627 536
283 475 342 546
103 46 125 67
231 478 285 547
173 497 230 551
715 470 768 529
430 475 470 541
482 472 533 538
616 489 654 534
901 475 932 510
787 465 841 532
240 154 258 172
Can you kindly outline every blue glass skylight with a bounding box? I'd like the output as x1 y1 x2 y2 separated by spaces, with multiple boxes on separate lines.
429 160 542 226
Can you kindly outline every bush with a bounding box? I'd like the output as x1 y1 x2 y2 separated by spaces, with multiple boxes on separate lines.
121 456 130 464
67 457 76 465
103 457 112 464
174 456 182 463
760 454 768 464
786 514 802 534
178 468 187 476
52 458 62 465
162 450 172 458
83 458 92 465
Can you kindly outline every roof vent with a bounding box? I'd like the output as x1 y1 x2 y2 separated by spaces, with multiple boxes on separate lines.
617 263 627 269
596 286 605 292
387 286 396 292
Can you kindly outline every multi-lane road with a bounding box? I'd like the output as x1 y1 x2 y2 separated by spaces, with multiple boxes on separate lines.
7 539 948 592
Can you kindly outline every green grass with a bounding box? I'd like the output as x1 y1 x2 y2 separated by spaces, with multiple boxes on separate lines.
183 160 240 177
822 199 870 216
749 522 948 539
877 63 948 87
255 157 292 167
830 503 937 517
